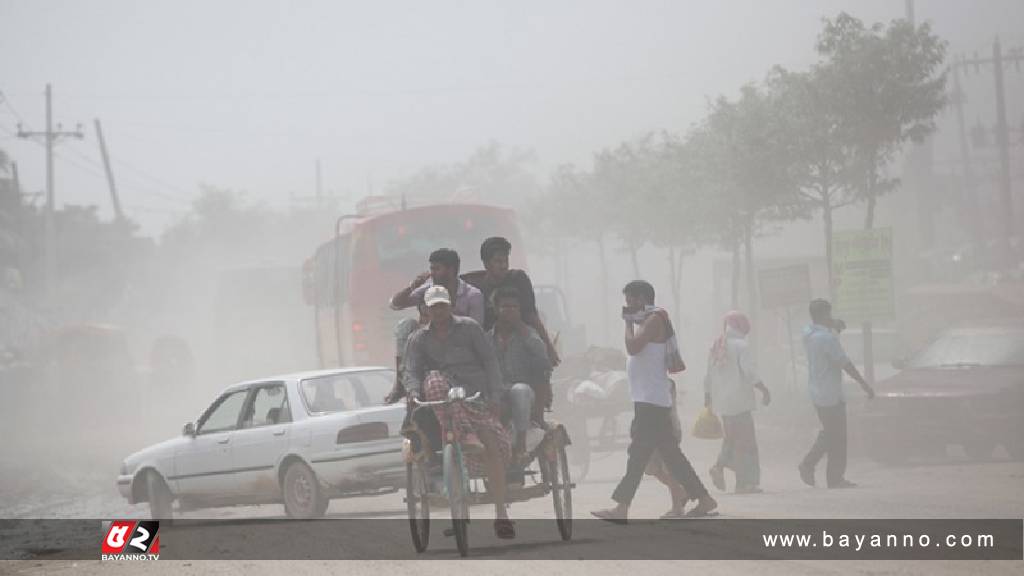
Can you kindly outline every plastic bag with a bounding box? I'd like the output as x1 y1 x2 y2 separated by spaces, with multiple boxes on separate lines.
692 407 723 440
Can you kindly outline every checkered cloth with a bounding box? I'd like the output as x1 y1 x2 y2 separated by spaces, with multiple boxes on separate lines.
423 370 511 476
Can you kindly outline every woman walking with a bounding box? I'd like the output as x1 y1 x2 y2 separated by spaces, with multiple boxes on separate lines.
704 311 770 494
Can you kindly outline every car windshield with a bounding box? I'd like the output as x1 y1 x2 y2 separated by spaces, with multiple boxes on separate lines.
907 328 1024 368
300 370 395 414
840 331 902 364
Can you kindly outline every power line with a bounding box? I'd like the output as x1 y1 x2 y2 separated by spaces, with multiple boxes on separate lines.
0 89 29 129
5 122 192 211
59 140 192 207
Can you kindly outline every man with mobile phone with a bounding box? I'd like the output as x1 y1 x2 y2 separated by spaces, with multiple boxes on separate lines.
798 299 875 489
592 280 717 523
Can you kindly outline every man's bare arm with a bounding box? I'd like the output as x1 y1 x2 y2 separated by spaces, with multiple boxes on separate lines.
843 361 875 399
625 313 665 356
390 271 430 310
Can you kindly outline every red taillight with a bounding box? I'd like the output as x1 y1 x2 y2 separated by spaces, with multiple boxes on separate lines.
464 219 474 230
352 322 364 333
355 342 367 351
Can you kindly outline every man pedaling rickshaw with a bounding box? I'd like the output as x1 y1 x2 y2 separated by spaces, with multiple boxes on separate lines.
402 285 517 539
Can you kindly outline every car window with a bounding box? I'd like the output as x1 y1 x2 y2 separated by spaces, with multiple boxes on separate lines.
242 384 291 428
198 390 248 434
301 375 355 414
349 371 395 407
301 371 395 413
908 329 1024 368
840 332 902 364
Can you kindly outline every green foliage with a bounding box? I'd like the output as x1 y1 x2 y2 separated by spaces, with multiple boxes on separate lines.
815 12 948 225
385 142 541 208
534 10 948 273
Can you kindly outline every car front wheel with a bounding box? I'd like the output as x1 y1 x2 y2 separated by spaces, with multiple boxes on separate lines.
145 471 174 520
1005 437 1024 461
282 461 328 518
963 437 995 461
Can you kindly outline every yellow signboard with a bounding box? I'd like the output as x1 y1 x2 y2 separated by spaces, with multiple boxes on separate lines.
831 228 894 321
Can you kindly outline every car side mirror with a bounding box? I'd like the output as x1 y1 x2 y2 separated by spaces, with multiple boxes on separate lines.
183 422 196 437
891 357 906 370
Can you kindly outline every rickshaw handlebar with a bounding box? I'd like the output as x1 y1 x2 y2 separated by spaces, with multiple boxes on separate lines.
412 390 482 406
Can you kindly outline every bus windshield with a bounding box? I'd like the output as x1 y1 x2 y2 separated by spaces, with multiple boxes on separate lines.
372 210 514 274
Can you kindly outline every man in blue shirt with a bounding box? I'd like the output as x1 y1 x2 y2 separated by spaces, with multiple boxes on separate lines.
799 299 874 489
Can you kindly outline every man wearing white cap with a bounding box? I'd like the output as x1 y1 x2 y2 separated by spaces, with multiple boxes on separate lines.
403 285 516 539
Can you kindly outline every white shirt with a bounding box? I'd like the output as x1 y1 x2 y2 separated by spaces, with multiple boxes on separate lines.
704 328 761 416
627 340 673 408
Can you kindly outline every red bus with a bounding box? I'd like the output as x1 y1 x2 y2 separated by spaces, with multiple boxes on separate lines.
303 202 526 367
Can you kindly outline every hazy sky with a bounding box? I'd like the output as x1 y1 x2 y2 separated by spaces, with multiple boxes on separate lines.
2 0 1022 235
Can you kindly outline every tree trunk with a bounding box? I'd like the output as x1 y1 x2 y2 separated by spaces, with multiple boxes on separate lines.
629 242 641 279
743 219 759 356
823 196 835 301
556 237 569 307
863 157 878 230
730 237 741 309
668 245 682 333
597 234 610 345
861 155 878 385
555 237 565 292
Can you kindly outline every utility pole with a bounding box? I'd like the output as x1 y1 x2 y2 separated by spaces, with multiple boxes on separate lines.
903 0 936 250
7 162 23 269
17 84 84 300
954 39 1023 258
315 158 323 204
951 61 983 243
11 162 21 200
993 38 1013 247
94 118 124 222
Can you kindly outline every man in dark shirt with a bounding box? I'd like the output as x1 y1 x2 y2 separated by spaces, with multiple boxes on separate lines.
461 236 560 366
487 286 552 458
384 303 429 405
403 285 516 539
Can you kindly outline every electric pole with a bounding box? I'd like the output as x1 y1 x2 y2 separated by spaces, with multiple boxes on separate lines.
993 38 1013 247
951 61 983 243
954 39 1023 259
11 162 21 201
315 158 323 204
903 0 936 251
16 84 84 300
94 118 123 222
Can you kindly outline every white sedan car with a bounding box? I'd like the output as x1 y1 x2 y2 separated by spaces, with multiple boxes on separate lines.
117 367 407 519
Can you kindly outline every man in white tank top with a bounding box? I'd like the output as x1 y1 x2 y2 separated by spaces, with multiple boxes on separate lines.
592 281 718 522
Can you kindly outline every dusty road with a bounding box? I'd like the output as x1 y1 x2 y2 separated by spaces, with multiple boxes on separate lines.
2 431 1022 574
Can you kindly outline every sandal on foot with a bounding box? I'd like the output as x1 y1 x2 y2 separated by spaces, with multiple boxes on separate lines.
709 466 726 492
591 509 628 524
494 518 516 539
685 496 718 518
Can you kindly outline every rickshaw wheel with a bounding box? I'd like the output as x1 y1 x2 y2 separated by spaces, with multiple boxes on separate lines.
546 429 573 540
443 443 470 557
564 410 591 483
406 460 431 553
